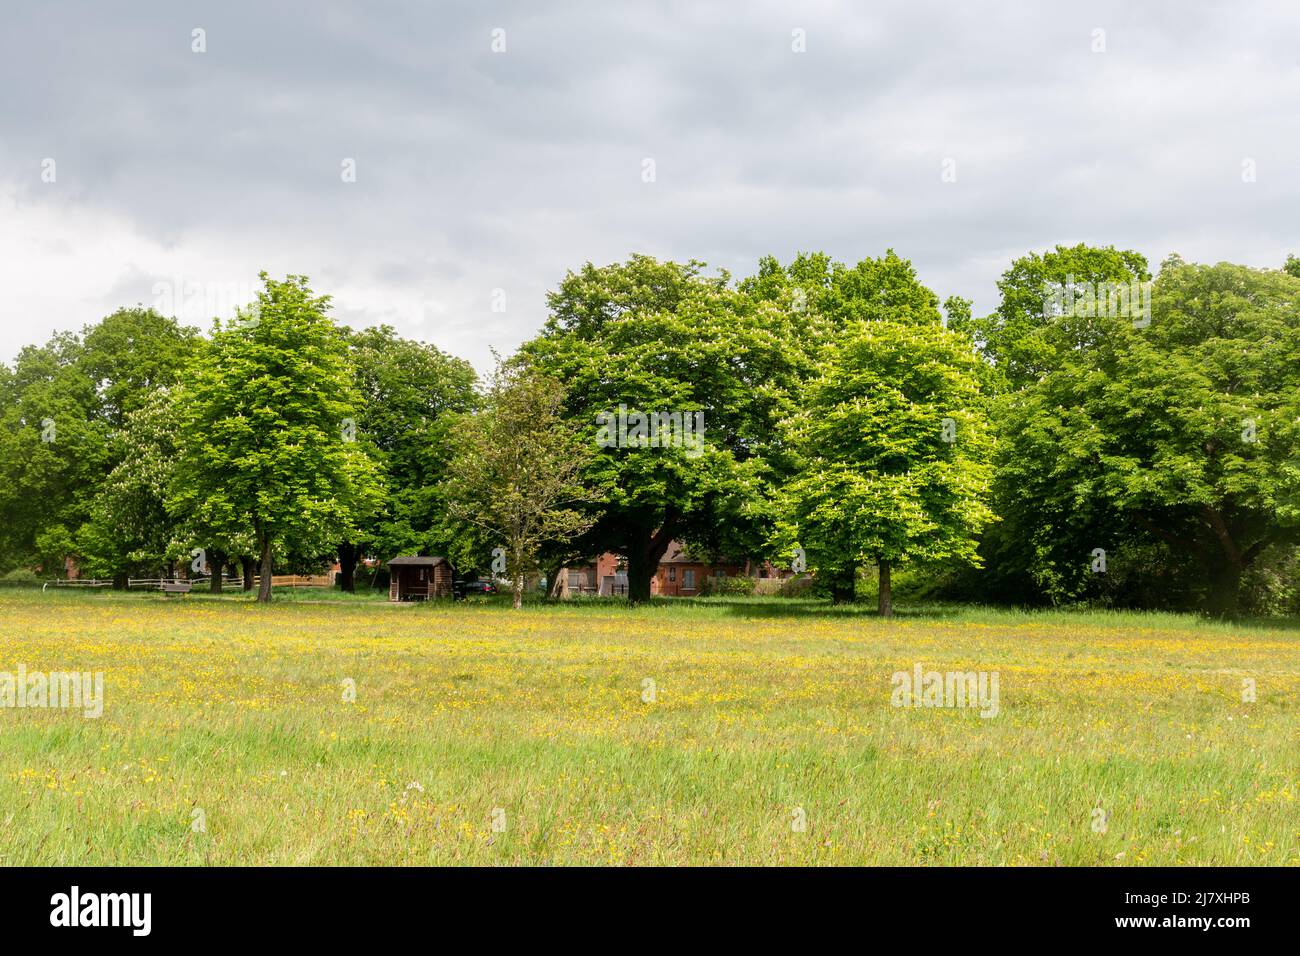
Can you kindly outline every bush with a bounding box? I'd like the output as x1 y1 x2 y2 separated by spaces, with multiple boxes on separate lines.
0 568 42 586
774 575 816 597
700 574 756 597
1240 545 1300 617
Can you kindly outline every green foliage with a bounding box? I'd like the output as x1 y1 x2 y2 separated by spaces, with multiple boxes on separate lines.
522 254 808 600
78 388 182 578
854 562 944 604
0 309 197 573
80 307 201 426
0 337 104 572
0 567 40 585
740 249 945 332
345 325 478 563
952 243 1151 391
1240 544 1300 616
171 274 383 600
442 363 595 607
776 314 995 609
990 260 1300 615
699 574 756 596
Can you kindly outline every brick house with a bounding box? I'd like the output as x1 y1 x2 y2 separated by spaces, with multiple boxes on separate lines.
559 551 625 597
557 540 794 598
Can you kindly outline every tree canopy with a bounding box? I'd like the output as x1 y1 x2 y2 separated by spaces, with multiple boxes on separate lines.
171 274 382 601
520 255 807 601
777 312 994 613
3 249 1298 618
995 260 1300 615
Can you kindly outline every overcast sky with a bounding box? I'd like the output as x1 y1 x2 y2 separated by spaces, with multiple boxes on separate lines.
2 1 1297 371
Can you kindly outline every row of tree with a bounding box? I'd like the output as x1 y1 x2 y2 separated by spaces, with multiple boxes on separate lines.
3 248 1298 616
0 275 479 601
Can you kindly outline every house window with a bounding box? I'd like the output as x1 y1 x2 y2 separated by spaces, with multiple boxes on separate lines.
668 566 676 582
683 569 695 590
568 570 586 590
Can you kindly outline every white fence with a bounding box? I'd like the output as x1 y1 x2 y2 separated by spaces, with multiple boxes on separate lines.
41 579 113 590
43 576 241 591
42 574 335 591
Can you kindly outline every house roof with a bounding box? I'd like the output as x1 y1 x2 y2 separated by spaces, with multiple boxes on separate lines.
387 556 449 567
660 540 700 564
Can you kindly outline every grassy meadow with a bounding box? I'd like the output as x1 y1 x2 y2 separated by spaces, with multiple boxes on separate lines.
0 588 1297 866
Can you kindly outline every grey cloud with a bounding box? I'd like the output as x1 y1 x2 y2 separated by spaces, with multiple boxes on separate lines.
2 0 1298 371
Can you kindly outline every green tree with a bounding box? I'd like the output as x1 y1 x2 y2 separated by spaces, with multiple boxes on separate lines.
740 249 947 332
0 334 109 574
945 245 1153 605
952 243 1151 391
996 259 1300 616
0 309 197 576
80 307 201 426
778 318 994 614
442 364 594 608
78 388 181 583
522 255 806 602
172 274 382 602
342 326 478 590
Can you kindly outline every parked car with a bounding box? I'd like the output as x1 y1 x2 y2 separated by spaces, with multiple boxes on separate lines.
453 579 498 599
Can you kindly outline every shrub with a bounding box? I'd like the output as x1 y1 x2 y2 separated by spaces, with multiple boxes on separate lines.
0 568 42 586
700 574 756 597
1240 545 1300 617
775 575 816 597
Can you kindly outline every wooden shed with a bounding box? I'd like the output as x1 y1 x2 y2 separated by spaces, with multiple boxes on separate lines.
387 556 453 601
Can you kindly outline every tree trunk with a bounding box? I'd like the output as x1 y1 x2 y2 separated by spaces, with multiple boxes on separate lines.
878 559 893 618
240 556 255 591
257 536 273 603
209 549 227 593
1206 559 1243 619
1200 506 1246 619
338 541 358 593
627 552 653 603
625 523 676 604
512 574 524 610
544 561 564 599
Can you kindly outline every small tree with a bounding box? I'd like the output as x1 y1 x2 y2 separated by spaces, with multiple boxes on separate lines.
172 274 381 602
443 363 594 609
778 317 994 615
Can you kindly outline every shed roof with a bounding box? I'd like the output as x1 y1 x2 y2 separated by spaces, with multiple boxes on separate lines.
387 556 449 567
